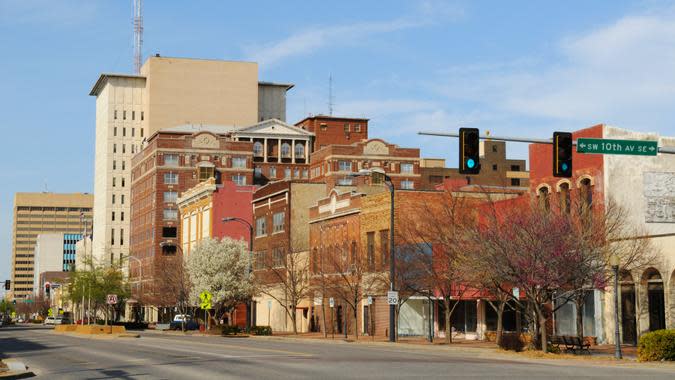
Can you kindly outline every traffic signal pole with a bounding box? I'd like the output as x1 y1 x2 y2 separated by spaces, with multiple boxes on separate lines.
418 131 675 154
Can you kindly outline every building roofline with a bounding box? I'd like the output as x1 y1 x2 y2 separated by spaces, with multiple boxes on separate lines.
259 81 295 91
294 115 370 125
89 73 146 96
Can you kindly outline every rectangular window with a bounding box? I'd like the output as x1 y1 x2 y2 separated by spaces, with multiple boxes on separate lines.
284 168 291 179
120 212 124 221
113 160 116 170
113 177 116 187
164 154 179 166
254 251 266 270
123 128 126 137
164 173 178 184
302 169 308 178
113 144 117 153
254 167 262 178
122 144 126 154
162 227 177 238
401 163 414 174
367 232 375 269
163 209 177 220
380 230 389 267
121 195 125 204
131 145 135 154
232 175 246 186
492 164 498 171
141 111 144 121
123 110 127 120
198 166 214 181
120 228 124 246
114 127 117 137
511 178 521 186
140 128 144 137
256 217 267 237
111 211 115 221
131 128 135 137
122 161 125 170
111 229 115 246
344 123 350 133
269 166 276 178
112 194 115 204
121 178 125 187
132 111 135 120
511 165 521 171
338 161 352 172
273 247 284 268
320 123 327 131
163 191 178 203
273 212 285 233
294 168 300 178
355 124 361 133
337 178 353 186
401 180 414 190
232 157 247 168
114 110 118 120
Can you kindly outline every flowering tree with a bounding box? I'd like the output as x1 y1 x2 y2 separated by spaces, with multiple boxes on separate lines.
187 238 255 327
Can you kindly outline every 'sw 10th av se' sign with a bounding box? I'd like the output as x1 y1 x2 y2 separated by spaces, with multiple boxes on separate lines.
576 138 657 156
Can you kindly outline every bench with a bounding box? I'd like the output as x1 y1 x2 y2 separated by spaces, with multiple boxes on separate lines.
562 335 591 354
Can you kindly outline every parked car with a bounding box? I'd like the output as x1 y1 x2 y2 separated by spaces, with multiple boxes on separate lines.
169 314 199 331
44 317 56 325
54 317 72 325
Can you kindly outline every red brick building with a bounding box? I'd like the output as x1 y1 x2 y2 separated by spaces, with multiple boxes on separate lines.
295 115 368 152
309 139 422 190
129 130 253 307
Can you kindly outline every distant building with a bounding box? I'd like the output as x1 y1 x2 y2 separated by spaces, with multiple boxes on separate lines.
89 55 293 266
309 138 421 190
295 115 369 152
32 233 82 297
419 140 529 190
9 193 92 301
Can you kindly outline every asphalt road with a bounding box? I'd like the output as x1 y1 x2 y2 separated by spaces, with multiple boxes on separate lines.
2 325 674 379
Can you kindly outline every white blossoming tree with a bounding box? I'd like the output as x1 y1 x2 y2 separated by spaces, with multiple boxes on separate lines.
187 237 255 327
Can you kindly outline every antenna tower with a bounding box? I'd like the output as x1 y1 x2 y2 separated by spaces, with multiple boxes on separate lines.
328 74 334 116
133 0 143 74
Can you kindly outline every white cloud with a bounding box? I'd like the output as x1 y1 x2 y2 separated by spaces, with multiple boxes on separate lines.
245 2 464 67
430 9 675 136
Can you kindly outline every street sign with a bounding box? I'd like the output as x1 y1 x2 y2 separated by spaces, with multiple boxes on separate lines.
577 138 657 156
47 308 53 317
106 294 118 305
367 296 373 305
329 297 335 308
387 291 399 305
199 290 212 310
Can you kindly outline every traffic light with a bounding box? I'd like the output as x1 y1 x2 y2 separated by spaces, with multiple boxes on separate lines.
459 128 480 174
4 280 9 290
553 132 573 178
45 283 51 298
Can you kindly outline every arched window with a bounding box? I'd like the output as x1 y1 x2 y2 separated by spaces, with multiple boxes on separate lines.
295 143 305 158
538 185 550 212
253 142 263 157
642 268 666 331
281 143 291 158
559 182 571 214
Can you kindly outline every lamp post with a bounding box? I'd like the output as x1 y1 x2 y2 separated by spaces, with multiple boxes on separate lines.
127 255 143 322
350 168 396 343
609 254 622 359
222 217 254 332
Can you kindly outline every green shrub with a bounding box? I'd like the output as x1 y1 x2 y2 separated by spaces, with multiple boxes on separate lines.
638 330 675 362
251 326 272 336
220 325 242 336
498 332 525 352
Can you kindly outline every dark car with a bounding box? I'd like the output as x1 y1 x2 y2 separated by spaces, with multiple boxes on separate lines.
169 314 199 331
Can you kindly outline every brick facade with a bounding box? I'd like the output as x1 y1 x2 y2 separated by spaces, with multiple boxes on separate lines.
295 115 368 152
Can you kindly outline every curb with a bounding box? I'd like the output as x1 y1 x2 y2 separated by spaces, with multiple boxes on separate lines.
0 361 35 379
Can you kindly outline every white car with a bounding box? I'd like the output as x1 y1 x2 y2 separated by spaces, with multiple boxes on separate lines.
43 317 56 325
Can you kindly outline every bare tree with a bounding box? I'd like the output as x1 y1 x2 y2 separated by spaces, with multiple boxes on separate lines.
256 248 311 334
145 254 192 330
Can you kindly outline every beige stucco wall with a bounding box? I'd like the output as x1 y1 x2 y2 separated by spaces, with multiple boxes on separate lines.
141 57 258 134
602 125 675 343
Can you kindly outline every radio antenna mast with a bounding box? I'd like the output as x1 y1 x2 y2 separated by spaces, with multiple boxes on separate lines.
133 0 143 74
328 74 334 116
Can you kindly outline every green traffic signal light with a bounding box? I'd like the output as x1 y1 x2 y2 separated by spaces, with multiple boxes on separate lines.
459 128 480 175
553 131 573 178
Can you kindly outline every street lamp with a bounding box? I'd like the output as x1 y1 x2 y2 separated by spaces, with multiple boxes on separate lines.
351 168 396 343
127 255 143 322
222 217 254 332
609 253 622 359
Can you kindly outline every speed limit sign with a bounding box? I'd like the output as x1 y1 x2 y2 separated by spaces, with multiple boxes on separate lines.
387 291 399 305
106 294 118 305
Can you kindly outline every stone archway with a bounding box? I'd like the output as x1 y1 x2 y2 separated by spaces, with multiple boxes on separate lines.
641 268 666 332
620 270 637 345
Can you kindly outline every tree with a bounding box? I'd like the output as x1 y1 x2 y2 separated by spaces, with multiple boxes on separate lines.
187 238 254 328
256 248 311 334
66 258 129 324
0 299 15 315
146 254 192 331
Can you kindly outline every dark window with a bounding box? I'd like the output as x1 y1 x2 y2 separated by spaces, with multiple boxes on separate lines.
511 165 520 171
132 111 135 120
162 227 177 238
511 178 520 186
492 164 498 171
162 244 177 255
123 110 127 120
367 232 375 270
379 230 389 268
492 145 497 152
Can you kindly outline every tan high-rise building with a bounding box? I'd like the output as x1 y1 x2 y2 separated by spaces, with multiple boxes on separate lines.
89 56 291 265
9 193 93 301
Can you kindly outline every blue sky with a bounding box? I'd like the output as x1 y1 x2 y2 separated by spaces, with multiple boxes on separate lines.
2 0 675 293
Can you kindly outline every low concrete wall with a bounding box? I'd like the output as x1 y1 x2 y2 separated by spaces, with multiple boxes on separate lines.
75 325 126 334
54 324 78 332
